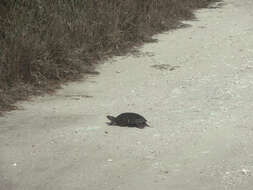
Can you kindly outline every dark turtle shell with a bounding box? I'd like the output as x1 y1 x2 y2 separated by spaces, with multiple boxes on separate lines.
107 112 150 128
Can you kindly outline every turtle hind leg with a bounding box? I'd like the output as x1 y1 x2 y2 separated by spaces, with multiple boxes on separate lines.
145 123 152 127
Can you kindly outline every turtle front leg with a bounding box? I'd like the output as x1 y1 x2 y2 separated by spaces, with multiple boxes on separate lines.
136 124 145 129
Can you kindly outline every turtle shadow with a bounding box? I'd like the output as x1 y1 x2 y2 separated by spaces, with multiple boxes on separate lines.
106 122 146 129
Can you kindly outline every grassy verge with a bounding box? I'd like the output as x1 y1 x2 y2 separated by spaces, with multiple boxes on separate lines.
0 0 220 114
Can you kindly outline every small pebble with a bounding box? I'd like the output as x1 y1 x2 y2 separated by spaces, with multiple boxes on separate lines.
241 168 251 175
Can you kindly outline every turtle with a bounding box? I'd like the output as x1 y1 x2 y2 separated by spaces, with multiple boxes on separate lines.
106 112 150 128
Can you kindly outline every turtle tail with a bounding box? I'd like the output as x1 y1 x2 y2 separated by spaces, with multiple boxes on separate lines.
106 115 116 125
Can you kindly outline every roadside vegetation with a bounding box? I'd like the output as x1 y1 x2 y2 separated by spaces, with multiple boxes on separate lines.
0 0 219 114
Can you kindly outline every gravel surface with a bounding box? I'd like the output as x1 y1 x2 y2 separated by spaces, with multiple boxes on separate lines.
1 0 253 189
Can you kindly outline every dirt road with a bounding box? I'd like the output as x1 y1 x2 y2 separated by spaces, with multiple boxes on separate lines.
1 0 253 189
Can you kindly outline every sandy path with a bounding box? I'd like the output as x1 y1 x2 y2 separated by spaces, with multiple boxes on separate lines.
1 0 253 189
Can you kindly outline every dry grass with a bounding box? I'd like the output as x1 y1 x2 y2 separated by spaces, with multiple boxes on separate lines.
0 0 220 114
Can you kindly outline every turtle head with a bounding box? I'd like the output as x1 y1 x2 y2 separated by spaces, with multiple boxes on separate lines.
106 115 116 125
